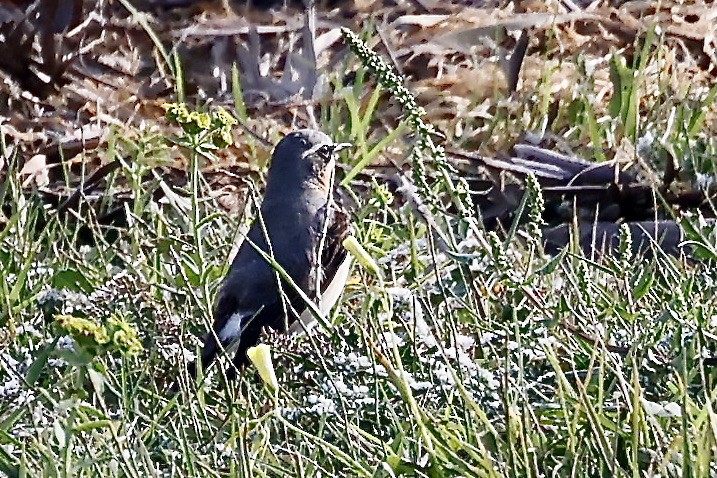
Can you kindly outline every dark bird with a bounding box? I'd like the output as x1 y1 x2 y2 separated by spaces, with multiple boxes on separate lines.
187 129 352 382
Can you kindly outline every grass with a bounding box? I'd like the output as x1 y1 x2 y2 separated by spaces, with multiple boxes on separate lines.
2 21 717 478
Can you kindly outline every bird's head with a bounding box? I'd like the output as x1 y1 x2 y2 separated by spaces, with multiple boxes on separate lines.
267 129 350 193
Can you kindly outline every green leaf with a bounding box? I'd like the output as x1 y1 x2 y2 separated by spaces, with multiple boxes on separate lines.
632 268 654 301
0 444 19 478
87 367 105 397
26 338 58 386
74 420 114 433
52 269 93 293
231 62 247 121
608 55 626 119
538 248 565 275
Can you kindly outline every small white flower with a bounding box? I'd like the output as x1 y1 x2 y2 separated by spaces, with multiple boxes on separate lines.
17 323 43 338
457 233 482 251
696 172 716 191
158 342 195 361
386 287 413 301
353 384 369 396
636 130 655 159
280 407 300 420
537 336 556 347
56 336 75 351
332 351 347 365
347 352 373 370
329 379 351 396
47 358 67 368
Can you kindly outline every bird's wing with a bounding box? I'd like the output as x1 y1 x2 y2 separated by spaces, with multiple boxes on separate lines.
187 253 286 377
289 199 351 335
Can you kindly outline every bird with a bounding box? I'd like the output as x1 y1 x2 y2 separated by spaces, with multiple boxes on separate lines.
186 129 352 382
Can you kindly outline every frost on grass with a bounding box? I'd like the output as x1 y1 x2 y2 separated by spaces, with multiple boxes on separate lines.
2 263 160 449
272 213 712 458
272 232 536 432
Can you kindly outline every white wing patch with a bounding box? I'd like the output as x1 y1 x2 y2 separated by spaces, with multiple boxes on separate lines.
219 310 250 342
319 256 353 316
288 256 353 336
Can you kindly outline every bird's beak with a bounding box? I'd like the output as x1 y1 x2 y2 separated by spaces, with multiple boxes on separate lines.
332 142 352 153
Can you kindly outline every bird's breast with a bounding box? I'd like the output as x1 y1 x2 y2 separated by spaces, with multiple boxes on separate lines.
245 198 327 275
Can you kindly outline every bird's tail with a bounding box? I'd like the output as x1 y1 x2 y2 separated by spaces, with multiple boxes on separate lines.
174 328 257 390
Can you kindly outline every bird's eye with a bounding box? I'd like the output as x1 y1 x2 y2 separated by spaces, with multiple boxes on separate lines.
318 145 333 157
